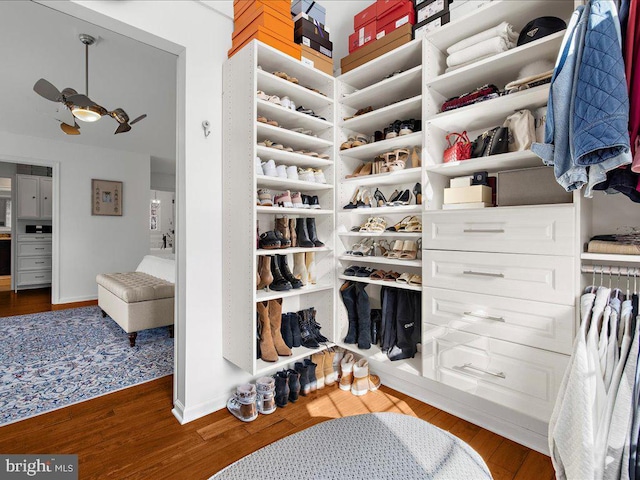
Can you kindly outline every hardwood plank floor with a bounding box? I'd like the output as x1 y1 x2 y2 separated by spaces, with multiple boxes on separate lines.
0 287 97 316
0 375 554 480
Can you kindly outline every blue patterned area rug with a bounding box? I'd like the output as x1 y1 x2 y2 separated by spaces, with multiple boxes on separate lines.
0 306 173 426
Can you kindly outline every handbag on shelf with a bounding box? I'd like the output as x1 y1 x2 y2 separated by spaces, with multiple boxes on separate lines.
471 126 510 158
443 131 472 163
503 109 536 152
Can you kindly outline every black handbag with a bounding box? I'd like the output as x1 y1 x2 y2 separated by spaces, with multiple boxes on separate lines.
471 126 510 158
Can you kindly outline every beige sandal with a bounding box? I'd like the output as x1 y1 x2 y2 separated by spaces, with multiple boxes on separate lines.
399 240 418 260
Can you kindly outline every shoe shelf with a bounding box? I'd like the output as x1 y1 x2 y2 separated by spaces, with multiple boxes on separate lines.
255 344 335 377
340 205 422 215
337 231 422 239
257 123 333 151
342 168 422 187
256 146 333 168
338 274 423 292
335 341 422 377
425 84 550 132
257 99 333 131
256 206 333 216
257 246 331 255
256 282 334 302
425 150 544 177
339 255 422 268
339 132 422 160
341 95 422 133
340 65 423 111
425 32 565 100
338 38 423 90
256 175 334 191
257 70 334 113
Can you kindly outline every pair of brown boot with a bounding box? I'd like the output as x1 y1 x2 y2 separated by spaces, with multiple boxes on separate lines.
257 299 291 362
275 216 297 246
309 350 337 389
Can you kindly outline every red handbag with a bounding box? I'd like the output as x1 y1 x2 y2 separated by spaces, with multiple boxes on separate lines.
443 131 472 163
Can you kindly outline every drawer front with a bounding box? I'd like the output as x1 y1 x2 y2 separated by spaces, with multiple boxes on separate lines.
422 325 569 421
17 270 52 286
423 250 575 305
18 256 52 271
424 205 575 255
424 287 574 354
17 242 52 256
17 234 52 242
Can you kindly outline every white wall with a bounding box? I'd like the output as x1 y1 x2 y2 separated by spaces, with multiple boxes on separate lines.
151 172 176 192
0 131 150 303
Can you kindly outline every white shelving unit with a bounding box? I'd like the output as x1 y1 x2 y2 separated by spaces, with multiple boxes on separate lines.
223 40 336 375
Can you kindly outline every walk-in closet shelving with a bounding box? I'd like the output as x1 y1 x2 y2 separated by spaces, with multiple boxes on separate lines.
223 40 336 375
420 0 577 424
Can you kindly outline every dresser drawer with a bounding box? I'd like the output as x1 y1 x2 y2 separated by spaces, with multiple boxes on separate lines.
424 287 574 354
422 326 569 421
17 234 52 242
424 205 575 255
17 256 52 271
423 250 575 305
17 242 52 256
17 270 52 286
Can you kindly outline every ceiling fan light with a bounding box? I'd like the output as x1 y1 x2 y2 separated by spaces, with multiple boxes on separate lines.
71 105 102 122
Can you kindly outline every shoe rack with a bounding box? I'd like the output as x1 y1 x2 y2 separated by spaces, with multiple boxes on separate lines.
334 39 426 377
223 41 336 375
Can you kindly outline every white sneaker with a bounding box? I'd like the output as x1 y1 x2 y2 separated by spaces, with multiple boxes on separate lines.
286 165 299 180
298 168 315 183
289 100 296 111
281 96 291 109
313 169 327 184
276 164 288 178
262 159 277 177
255 156 264 175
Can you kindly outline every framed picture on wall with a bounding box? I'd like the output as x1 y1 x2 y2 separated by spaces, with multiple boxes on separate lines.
92 179 122 216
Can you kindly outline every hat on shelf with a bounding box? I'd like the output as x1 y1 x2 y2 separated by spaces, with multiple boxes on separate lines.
517 17 567 46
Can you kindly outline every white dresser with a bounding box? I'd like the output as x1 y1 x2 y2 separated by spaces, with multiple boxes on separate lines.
15 233 52 289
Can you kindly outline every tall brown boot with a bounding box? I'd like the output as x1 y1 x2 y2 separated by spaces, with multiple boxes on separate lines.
269 299 292 356
257 256 273 290
276 216 291 246
289 218 297 247
257 301 278 362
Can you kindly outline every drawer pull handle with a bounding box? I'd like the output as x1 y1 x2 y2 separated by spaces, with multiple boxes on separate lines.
463 311 505 322
463 270 504 278
461 363 506 379
34 248 45 250
35 275 44 279
463 229 505 234
35 262 45 264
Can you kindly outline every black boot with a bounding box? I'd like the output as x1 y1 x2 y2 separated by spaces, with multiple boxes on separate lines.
296 218 314 248
270 255 292 291
295 361 311 396
280 312 293 349
304 358 317 392
371 309 382 346
287 369 300 402
340 281 358 344
277 255 303 289
308 307 328 342
306 218 324 247
355 282 372 349
297 309 320 348
274 371 289 408
290 312 302 348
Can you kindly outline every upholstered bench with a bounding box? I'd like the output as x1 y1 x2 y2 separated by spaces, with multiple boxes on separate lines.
96 271 174 347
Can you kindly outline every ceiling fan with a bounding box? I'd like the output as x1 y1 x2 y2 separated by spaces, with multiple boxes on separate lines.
33 34 147 135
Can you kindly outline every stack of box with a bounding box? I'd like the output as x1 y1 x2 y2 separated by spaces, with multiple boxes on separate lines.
292 1 333 75
413 0 452 39
342 0 416 74
442 175 495 210
229 0 301 59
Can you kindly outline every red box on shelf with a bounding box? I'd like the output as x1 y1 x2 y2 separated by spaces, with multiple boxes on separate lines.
377 0 412 18
354 2 378 30
348 21 378 53
376 1 415 38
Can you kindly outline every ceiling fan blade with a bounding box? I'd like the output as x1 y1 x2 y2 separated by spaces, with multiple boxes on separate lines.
109 108 128 124
130 114 147 125
65 93 97 107
53 103 75 126
115 123 131 134
34 78 62 102
60 121 80 135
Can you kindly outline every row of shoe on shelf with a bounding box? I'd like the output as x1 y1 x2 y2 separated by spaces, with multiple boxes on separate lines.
258 140 330 159
256 254 316 292
257 157 327 184
343 184 421 209
345 238 421 260
346 147 421 179
340 119 421 151
258 217 324 249
257 89 327 121
227 349 381 422
343 267 422 286
351 215 422 233
257 189 322 209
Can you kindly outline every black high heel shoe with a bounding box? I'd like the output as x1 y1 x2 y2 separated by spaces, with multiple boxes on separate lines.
395 189 411 205
373 188 387 207
385 189 401 205
413 183 422 205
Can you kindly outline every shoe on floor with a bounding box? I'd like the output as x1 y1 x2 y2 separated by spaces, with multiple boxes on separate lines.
227 383 258 422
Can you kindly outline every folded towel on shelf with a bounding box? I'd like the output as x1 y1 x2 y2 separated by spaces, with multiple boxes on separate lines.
444 54 496 73
446 21 518 55
446 36 515 68
587 240 640 255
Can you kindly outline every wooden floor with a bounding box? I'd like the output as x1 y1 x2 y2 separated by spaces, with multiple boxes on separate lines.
0 375 555 480
0 287 52 316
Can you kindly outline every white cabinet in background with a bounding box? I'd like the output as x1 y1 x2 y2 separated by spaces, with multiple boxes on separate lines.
40 177 52 219
16 174 52 219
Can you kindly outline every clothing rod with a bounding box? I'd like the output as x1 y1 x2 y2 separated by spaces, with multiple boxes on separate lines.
581 265 640 276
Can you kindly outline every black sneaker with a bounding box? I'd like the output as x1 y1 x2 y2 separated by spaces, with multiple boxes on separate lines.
309 195 321 209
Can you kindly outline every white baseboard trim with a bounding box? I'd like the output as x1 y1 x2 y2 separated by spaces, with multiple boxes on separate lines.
54 294 98 305
172 399 186 424
173 393 229 424
373 361 550 455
